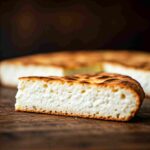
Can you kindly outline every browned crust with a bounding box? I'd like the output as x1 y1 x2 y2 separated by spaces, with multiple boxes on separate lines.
18 72 145 121
99 50 150 71
1 50 150 70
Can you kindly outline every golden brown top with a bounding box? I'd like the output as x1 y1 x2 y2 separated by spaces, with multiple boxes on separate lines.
20 72 145 101
1 50 150 70
100 51 150 70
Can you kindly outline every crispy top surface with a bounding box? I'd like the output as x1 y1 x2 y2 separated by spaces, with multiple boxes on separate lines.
20 72 145 100
100 51 150 70
2 50 150 70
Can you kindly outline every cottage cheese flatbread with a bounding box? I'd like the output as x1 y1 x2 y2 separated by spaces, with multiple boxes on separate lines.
15 73 145 121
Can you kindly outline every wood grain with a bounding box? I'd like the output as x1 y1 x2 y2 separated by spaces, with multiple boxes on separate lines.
0 87 150 150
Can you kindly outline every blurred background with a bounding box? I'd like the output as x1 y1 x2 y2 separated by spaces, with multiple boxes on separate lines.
0 0 150 60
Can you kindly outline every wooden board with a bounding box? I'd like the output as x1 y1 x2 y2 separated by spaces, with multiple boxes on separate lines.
0 87 150 150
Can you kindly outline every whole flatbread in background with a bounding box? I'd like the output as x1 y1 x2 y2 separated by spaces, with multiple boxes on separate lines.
0 50 150 97
15 73 145 121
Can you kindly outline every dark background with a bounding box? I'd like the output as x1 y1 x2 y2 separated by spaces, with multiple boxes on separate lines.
1 0 150 60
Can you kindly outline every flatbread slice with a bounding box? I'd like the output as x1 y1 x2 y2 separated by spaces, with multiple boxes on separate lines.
15 73 145 121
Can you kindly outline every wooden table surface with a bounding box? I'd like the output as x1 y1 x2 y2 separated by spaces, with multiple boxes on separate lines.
0 87 150 150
